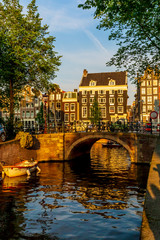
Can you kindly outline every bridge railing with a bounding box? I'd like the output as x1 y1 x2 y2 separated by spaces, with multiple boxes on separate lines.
21 121 160 135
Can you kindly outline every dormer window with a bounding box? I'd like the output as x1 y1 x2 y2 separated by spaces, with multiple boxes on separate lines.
89 80 96 86
109 79 115 85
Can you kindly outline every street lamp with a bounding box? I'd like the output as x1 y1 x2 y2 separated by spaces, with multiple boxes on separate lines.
43 93 48 134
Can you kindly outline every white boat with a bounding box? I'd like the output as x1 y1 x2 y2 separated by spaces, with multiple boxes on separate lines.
1 159 41 178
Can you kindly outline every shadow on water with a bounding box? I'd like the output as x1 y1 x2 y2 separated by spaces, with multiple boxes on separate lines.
141 163 160 240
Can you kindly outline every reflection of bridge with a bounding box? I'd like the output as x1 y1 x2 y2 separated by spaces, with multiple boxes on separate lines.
33 132 157 164
0 132 158 164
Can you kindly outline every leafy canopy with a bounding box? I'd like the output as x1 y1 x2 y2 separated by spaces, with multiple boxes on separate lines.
79 0 160 80
0 0 61 109
89 97 101 125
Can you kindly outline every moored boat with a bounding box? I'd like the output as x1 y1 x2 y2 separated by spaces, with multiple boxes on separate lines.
102 141 122 148
1 158 41 178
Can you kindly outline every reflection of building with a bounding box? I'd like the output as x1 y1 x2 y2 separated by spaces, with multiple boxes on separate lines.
136 68 160 122
79 69 128 123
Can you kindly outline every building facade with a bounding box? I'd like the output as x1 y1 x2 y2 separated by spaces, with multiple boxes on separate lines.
79 69 128 123
137 68 160 122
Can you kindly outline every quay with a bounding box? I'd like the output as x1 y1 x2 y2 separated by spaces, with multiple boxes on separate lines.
141 138 160 239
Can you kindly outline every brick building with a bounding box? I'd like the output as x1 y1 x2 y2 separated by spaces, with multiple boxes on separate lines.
79 69 128 123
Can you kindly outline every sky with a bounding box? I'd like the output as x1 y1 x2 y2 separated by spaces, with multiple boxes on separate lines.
19 0 136 104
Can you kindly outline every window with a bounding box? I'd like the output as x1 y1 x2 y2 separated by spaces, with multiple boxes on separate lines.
141 81 145 86
117 97 123 103
82 107 87 118
90 98 94 103
26 103 30 108
64 113 69 122
82 98 87 103
89 90 95 95
109 106 115 113
82 90 87 95
118 90 123 94
70 103 75 111
147 81 152 86
26 111 30 118
109 90 115 94
153 80 158 86
109 98 115 105
142 105 146 113
98 90 106 94
22 111 25 117
109 80 115 85
147 105 152 112
100 107 106 118
153 88 157 94
147 88 152 95
117 106 123 113
31 111 34 118
56 94 61 100
141 88 146 94
64 103 69 111
50 94 54 100
147 96 152 103
70 113 75 122
98 98 106 103
35 98 38 104
142 96 146 104
89 80 96 86
153 96 158 102
56 102 61 109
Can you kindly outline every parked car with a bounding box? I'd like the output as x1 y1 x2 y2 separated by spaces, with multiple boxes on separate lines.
0 124 6 142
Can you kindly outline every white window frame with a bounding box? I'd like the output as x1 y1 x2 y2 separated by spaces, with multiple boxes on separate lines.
64 113 69 122
109 98 115 105
109 106 115 113
82 98 87 103
98 90 106 94
117 97 123 104
82 107 87 118
70 113 75 122
70 103 75 111
118 90 123 94
117 106 123 113
64 103 69 111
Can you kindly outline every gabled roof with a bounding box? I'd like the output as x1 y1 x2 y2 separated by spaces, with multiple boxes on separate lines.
79 70 127 86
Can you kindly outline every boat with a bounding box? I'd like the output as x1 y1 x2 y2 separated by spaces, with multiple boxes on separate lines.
102 141 122 148
0 158 41 178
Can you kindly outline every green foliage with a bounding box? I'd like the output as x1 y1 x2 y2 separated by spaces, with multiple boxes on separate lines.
78 0 160 80
89 97 101 125
0 0 61 114
15 131 33 148
36 102 44 125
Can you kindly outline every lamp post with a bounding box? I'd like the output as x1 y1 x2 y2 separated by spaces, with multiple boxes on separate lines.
43 93 48 134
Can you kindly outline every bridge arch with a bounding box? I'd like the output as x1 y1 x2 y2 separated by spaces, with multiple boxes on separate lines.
65 134 134 162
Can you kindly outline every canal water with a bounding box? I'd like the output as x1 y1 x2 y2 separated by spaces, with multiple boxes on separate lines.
0 142 149 240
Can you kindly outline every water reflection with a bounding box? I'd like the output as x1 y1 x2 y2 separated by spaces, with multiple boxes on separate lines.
0 142 149 239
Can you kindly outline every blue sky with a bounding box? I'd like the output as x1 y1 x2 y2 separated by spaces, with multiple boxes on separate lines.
19 0 135 104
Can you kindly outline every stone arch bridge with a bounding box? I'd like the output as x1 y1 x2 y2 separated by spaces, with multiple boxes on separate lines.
0 132 158 164
33 132 158 164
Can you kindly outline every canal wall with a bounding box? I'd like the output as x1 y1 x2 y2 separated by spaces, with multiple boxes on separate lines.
0 133 64 170
141 137 160 240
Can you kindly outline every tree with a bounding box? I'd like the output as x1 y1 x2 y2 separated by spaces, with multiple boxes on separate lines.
78 0 160 80
89 97 101 126
0 0 61 133
36 102 45 131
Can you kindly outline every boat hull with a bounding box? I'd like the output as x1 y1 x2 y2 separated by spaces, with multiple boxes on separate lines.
2 160 39 178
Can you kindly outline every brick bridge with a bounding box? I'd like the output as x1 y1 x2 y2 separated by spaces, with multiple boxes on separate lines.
0 132 158 164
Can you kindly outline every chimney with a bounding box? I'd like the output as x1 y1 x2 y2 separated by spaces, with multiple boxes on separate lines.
83 69 88 77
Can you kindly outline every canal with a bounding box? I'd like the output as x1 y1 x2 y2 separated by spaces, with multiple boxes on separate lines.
0 141 149 240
